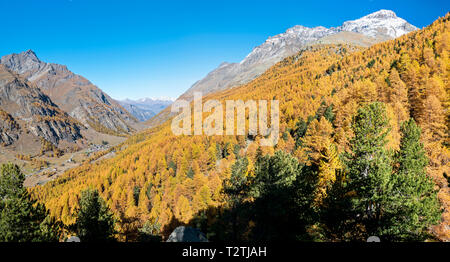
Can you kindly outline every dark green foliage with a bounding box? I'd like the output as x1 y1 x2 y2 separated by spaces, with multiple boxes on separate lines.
326 63 336 75
224 157 251 205
282 131 289 141
383 119 441 241
215 143 223 159
251 151 299 198
292 118 308 148
0 163 61 242
186 167 194 179
331 88 337 96
168 160 177 173
343 102 395 239
199 151 317 241
145 183 153 199
390 59 399 70
335 104 440 241
213 156 252 241
323 104 335 124
0 163 24 198
222 142 231 158
292 103 335 149
367 59 376 68
233 144 241 158
133 186 140 206
74 188 116 242
250 151 316 241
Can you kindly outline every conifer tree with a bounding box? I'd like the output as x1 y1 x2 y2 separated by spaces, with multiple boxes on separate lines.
74 188 116 242
383 119 441 241
224 157 251 204
250 151 313 241
345 102 394 239
0 163 61 242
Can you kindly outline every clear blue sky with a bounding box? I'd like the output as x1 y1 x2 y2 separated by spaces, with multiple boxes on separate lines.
0 0 448 100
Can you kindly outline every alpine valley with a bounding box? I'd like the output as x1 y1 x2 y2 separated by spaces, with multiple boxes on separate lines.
0 8 449 243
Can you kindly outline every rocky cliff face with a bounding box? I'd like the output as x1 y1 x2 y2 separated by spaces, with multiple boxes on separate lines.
166 226 208 242
0 50 138 135
0 65 82 145
0 109 20 146
177 10 417 101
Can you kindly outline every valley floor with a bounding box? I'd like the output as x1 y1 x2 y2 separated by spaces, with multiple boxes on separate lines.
0 129 127 187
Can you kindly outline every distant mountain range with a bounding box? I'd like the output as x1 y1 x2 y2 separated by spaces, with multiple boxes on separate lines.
117 98 173 122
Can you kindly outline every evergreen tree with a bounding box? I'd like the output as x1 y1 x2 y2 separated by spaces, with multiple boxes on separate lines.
74 188 116 242
383 119 441 241
344 102 395 240
252 151 299 198
323 104 335 124
292 118 308 148
220 157 252 241
224 157 254 204
0 163 61 242
250 151 309 241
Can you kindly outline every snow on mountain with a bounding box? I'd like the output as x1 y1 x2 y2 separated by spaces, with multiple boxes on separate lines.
146 9 418 128
176 10 417 102
336 9 418 39
118 98 173 122
240 25 334 67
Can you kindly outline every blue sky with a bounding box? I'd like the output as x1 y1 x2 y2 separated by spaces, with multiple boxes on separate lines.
0 0 448 100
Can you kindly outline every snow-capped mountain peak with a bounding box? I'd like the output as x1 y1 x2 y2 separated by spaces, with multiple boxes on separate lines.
337 9 418 38
176 9 418 102
365 9 398 19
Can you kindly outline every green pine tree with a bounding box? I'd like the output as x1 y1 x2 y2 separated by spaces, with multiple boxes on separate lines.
382 119 441 241
251 151 311 241
0 163 61 242
224 157 251 204
74 188 116 242
344 102 394 240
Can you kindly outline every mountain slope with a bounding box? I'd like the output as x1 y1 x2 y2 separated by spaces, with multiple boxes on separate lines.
0 51 138 135
178 9 417 101
0 65 82 147
32 13 449 241
147 10 417 127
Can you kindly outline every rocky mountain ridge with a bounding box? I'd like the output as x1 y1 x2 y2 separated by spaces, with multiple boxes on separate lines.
177 10 417 101
0 64 82 147
0 50 138 135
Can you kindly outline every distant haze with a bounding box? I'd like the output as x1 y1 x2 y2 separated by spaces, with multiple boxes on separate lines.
117 98 173 122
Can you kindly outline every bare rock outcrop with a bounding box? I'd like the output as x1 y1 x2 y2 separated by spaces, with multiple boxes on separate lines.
1 50 137 135
166 226 208 242
0 65 82 145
